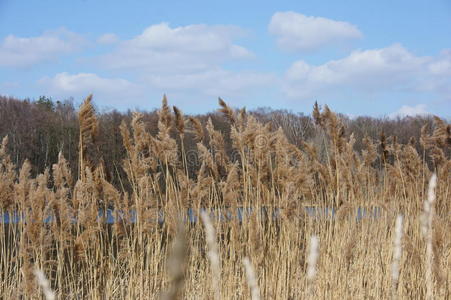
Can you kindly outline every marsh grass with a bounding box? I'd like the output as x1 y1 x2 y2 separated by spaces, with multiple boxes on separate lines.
0 96 450 299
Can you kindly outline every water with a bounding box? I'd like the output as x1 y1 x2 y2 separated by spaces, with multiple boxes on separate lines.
0 206 383 224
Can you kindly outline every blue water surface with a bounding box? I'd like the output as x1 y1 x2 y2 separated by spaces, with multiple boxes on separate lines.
1 206 383 224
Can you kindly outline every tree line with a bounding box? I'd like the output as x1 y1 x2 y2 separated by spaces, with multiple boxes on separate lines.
0 95 442 189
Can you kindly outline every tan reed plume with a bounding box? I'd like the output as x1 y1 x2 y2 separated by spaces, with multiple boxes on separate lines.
78 94 98 181
200 211 221 300
34 269 55 300
157 94 172 130
161 223 189 300
391 214 403 298
422 173 437 300
312 101 323 127
218 97 236 124
306 235 319 298
243 257 261 300
189 117 204 142
173 106 185 136
307 235 319 281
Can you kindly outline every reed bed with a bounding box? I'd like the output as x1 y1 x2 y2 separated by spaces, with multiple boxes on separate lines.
0 95 450 299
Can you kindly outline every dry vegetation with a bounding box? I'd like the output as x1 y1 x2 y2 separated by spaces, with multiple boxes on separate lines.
0 95 450 299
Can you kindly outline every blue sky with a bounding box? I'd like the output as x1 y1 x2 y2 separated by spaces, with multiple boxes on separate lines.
0 0 450 117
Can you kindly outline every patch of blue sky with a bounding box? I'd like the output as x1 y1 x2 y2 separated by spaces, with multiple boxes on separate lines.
0 0 450 117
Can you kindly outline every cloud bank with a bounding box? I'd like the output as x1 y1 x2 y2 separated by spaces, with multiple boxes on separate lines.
283 44 451 100
269 11 362 52
99 23 253 73
0 28 85 68
390 104 430 118
39 72 138 101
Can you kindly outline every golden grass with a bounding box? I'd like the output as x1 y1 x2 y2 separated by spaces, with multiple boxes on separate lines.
0 96 450 299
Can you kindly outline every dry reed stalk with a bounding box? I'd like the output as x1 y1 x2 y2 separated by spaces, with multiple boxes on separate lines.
205 117 229 172
243 257 261 300
34 268 56 300
197 142 219 179
422 173 437 300
161 223 188 300
306 235 319 297
391 214 403 298
2 95 450 298
200 211 221 300
221 161 240 207
173 105 190 178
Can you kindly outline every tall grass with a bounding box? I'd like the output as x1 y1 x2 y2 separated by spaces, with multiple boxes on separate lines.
0 95 450 299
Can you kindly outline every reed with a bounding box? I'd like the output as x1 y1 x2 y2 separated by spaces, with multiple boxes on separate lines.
0 95 449 299
391 214 403 299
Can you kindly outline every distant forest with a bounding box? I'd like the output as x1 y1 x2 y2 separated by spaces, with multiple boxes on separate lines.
0 95 444 189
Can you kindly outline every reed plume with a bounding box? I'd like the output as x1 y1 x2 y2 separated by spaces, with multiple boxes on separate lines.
391 214 403 298
243 257 261 300
0 95 449 299
200 211 221 300
161 222 189 300
78 94 99 181
0 136 16 209
34 269 55 300
306 235 319 297
218 97 236 124
173 106 185 136
160 94 172 128
422 174 437 300
188 117 204 142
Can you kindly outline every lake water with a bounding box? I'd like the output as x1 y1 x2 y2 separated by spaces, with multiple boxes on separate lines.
0 206 383 224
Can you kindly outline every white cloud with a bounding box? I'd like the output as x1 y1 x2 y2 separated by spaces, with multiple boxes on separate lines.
0 28 85 68
90 23 270 101
37 70 273 110
97 33 119 45
390 104 430 118
145 68 275 97
38 72 138 99
269 11 362 52
283 44 451 99
420 49 451 98
99 23 253 73
428 50 451 75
